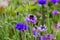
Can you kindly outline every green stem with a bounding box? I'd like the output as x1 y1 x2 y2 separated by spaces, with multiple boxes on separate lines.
41 5 45 26
20 31 23 40
34 37 36 40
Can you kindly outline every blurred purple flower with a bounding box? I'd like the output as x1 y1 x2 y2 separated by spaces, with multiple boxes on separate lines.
56 22 60 28
38 0 46 5
33 31 38 37
38 36 46 40
32 27 40 37
45 34 54 40
15 22 29 31
26 14 37 24
52 10 59 15
50 0 59 3
32 27 36 31
38 25 47 32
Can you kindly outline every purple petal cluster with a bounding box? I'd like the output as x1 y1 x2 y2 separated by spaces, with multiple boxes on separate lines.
36 34 54 40
52 10 59 15
45 34 54 39
32 25 47 37
56 22 60 28
33 31 38 37
38 0 46 5
50 0 59 3
32 27 40 37
26 14 37 24
39 36 46 40
15 22 29 31
38 25 47 32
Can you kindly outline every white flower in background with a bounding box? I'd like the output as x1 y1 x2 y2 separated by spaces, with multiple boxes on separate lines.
38 25 47 32
0 0 9 7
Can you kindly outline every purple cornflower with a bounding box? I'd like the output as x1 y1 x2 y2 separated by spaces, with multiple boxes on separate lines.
26 14 37 24
15 22 29 31
56 22 60 28
38 36 46 40
32 27 36 31
33 31 38 37
50 0 59 3
52 10 59 15
38 0 46 5
45 34 54 40
32 27 40 37
37 25 47 32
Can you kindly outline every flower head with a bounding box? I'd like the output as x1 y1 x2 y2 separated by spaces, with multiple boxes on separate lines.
38 0 46 5
38 36 46 40
52 10 59 15
38 25 47 32
56 22 60 28
50 0 59 3
45 34 54 39
33 31 38 37
26 14 37 24
32 27 40 37
15 22 29 31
